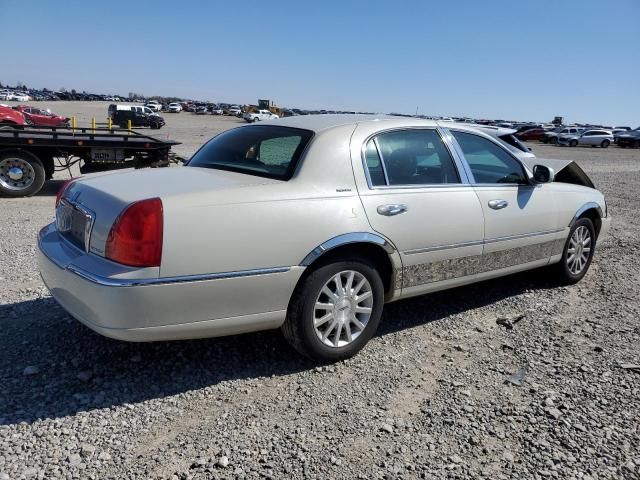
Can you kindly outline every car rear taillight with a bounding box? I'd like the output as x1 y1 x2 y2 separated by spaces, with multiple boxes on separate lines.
55 179 75 206
105 198 163 267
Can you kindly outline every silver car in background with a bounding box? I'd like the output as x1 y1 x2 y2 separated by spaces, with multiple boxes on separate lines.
558 129 613 148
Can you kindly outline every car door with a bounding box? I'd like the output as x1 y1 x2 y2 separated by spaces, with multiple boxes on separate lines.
351 126 485 294
579 131 594 146
449 129 562 273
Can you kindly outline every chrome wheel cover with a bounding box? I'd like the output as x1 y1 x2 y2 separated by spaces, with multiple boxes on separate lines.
567 226 592 275
0 157 35 191
313 270 373 348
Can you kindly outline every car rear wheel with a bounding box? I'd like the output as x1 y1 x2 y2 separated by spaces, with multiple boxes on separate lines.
0 149 46 197
282 259 384 362
252 117 260 123
569 140 578 147
601 140 610 148
555 218 595 284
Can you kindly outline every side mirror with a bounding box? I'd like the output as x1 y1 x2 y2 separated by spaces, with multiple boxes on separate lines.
532 164 554 183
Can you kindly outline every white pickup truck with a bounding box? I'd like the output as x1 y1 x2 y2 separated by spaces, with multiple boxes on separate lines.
243 109 279 122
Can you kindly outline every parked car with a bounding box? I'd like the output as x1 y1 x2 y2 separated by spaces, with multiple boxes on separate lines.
14 105 70 127
168 103 182 113
558 129 613 148
515 127 546 141
195 106 208 115
243 109 279 122
38 115 609 361
0 105 27 127
228 106 242 116
112 109 164 129
543 127 584 144
615 128 640 148
210 105 224 115
145 100 163 112
7 92 31 102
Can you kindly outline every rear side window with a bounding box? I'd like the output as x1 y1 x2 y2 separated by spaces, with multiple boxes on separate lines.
187 125 313 180
364 129 459 186
452 131 527 184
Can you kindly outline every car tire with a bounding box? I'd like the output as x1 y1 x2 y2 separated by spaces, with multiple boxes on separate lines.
252 118 260 123
601 140 610 148
282 258 385 362
0 149 46 197
569 140 578 147
554 217 596 285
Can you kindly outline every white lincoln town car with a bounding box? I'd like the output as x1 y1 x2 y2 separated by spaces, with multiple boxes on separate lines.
38 116 610 361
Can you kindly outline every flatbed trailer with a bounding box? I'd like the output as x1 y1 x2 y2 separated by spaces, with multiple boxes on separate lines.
0 125 181 197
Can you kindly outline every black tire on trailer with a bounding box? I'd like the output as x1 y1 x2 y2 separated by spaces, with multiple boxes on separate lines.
0 122 19 130
0 149 46 197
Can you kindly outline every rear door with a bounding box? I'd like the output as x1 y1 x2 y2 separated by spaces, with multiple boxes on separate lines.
449 129 562 272
351 126 485 294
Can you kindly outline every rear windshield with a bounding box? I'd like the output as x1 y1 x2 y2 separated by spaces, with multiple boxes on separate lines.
187 125 313 180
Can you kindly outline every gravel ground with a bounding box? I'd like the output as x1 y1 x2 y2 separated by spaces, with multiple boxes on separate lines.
0 106 639 479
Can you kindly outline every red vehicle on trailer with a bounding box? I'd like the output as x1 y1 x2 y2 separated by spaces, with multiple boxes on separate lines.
14 105 70 127
0 105 27 127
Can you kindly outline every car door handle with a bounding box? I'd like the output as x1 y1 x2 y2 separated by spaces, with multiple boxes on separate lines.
488 199 509 210
377 204 408 216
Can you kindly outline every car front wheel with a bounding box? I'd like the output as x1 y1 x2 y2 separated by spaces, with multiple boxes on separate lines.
555 218 596 284
282 259 384 362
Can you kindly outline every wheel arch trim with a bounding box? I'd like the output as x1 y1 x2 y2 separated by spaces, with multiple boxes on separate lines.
299 232 397 267
569 202 604 228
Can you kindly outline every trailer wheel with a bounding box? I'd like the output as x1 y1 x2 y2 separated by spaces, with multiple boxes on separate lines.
0 149 46 197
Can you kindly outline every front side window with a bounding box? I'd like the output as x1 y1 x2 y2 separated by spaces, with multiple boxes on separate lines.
452 131 527 184
187 125 313 180
364 129 459 186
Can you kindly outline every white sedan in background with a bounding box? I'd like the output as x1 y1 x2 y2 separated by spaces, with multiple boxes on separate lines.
167 103 182 113
38 116 609 361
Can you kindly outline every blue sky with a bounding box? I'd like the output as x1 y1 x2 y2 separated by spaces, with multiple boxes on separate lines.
1 0 638 125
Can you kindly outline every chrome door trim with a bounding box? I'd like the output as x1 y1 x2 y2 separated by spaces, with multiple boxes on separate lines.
300 232 396 266
484 228 565 244
402 228 565 255
438 127 474 183
404 239 485 255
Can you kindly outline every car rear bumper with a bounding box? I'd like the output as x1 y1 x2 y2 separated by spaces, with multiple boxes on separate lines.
38 223 302 342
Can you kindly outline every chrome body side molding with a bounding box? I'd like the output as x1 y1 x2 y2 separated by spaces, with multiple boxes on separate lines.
65 265 291 288
300 232 396 266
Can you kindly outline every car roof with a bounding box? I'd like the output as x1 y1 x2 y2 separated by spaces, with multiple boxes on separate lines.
260 114 439 133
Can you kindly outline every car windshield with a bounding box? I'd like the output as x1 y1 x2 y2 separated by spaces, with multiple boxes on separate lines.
187 125 313 181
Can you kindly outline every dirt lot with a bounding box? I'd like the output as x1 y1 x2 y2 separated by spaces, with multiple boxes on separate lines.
0 104 639 479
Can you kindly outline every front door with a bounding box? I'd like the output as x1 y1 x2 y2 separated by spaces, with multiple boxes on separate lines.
351 127 485 293
449 129 562 272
